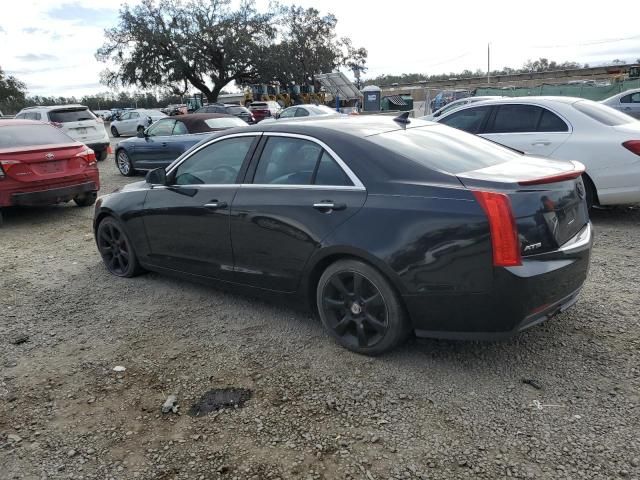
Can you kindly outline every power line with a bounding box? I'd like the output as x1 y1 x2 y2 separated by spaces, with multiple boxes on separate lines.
530 34 640 49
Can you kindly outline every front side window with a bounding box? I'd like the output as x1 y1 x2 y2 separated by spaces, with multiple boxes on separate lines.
295 108 310 117
119 113 130 120
147 119 176 136
173 136 254 185
172 121 188 135
130 112 140 119
624 92 640 103
439 106 491 133
489 105 542 133
279 108 296 118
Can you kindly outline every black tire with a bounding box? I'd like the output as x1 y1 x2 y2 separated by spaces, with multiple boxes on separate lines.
582 174 597 210
96 217 144 278
96 150 108 162
111 126 120 137
116 149 135 177
316 259 410 355
74 191 97 207
137 125 145 135
0 209 3 227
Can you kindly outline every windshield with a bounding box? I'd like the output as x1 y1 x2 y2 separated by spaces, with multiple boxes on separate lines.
0 124 75 149
49 108 95 123
367 124 522 174
573 100 634 126
204 117 247 128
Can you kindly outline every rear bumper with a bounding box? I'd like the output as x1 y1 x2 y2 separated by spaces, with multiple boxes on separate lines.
8 182 97 206
409 222 593 340
86 141 110 153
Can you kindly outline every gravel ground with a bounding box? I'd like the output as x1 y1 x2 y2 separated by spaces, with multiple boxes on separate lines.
1 140 639 480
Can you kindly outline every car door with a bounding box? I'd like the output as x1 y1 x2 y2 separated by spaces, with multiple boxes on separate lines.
230 133 367 292
141 133 259 280
619 92 640 119
134 119 176 168
126 112 140 135
480 104 571 157
278 107 297 120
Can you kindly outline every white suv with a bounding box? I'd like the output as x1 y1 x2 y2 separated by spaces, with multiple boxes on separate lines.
15 105 111 160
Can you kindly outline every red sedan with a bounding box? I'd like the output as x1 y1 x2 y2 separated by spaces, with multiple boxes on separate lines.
0 120 100 225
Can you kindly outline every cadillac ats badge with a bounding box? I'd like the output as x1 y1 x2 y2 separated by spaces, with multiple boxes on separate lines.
45 152 55 160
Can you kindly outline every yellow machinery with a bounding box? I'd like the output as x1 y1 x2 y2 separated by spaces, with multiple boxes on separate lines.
244 84 326 107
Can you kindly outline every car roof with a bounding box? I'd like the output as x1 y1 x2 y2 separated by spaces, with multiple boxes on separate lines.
21 104 88 111
240 114 435 138
469 96 584 106
0 119 45 127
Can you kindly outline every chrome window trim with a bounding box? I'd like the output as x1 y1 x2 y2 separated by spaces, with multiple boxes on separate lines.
239 184 364 191
260 132 365 189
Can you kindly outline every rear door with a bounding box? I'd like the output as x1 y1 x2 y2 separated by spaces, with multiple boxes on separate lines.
230 133 367 292
49 107 101 144
480 104 571 156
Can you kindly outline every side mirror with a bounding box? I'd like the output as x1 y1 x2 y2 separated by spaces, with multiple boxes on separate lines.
146 167 168 186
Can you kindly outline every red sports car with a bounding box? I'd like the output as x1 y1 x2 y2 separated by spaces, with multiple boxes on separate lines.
0 119 100 225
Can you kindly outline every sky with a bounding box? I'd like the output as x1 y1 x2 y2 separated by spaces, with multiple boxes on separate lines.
1 0 640 98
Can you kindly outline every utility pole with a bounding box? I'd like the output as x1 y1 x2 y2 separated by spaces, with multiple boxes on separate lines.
487 43 490 84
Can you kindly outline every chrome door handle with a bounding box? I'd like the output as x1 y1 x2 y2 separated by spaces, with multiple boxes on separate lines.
531 141 551 146
204 201 228 209
313 201 346 211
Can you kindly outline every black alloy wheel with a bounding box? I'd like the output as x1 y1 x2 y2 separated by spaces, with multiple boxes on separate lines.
97 217 143 277
317 259 409 355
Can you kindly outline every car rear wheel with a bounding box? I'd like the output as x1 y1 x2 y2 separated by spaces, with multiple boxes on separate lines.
137 125 145 135
111 126 120 137
116 150 135 177
96 150 108 162
582 174 597 209
96 217 144 278
317 259 410 355
74 191 97 207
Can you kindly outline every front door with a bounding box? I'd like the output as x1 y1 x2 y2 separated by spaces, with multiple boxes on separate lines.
141 134 258 280
135 118 176 168
230 134 367 292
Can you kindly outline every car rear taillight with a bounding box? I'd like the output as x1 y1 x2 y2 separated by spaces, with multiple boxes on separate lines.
623 140 640 156
0 159 20 174
50 121 63 128
76 148 97 166
472 190 521 267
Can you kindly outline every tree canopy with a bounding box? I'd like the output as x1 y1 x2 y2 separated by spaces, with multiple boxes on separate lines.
0 66 27 113
97 0 367 102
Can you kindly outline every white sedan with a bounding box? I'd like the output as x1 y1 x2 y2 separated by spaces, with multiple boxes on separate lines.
434 96 640 206
260 104 344 123
601 88 640 119
110 109 167 137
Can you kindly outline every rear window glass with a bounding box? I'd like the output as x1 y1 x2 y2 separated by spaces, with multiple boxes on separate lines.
49 108 95 123
225 106 248 115
573 101 634 126
0 124 74 149
367 124 522 175
250 103 268 108
204 117 247 128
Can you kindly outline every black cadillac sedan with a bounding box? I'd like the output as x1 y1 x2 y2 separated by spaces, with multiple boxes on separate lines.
94 115 592 355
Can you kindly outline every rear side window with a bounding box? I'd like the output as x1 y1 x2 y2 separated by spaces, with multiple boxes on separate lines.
368 125 523 175
0 124 74 148
439 106 491 133
203 117 247 129
573 100 633 126
49 108 95 123
314 152 352 186
489 105 542 133
227 106 249 115
538 109 569 132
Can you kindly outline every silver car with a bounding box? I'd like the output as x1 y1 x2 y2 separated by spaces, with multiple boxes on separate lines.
601 88 640 119
421 96 502 121
260 104 343 123
110 109 167 137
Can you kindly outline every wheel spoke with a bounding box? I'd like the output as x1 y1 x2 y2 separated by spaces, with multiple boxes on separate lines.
365 313 386 334
101 245 113 254
116 256 126 272
334 314 352 336
99 229 111 244
324 297 344 310
330 276 351 298
108 255 118 270
120 248 130 260
362 292 383 308
353 273 363 297
356 321 368 347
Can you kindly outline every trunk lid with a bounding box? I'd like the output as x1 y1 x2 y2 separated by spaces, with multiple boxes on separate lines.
457 157 589 256
0 143 90 184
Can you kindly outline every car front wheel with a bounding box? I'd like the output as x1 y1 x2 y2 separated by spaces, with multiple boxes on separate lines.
317 259 410 355
111 126 120 137
96 217 144 278
116 150 135 177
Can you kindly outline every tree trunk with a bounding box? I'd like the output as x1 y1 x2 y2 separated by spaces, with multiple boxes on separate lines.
207 84 225 103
